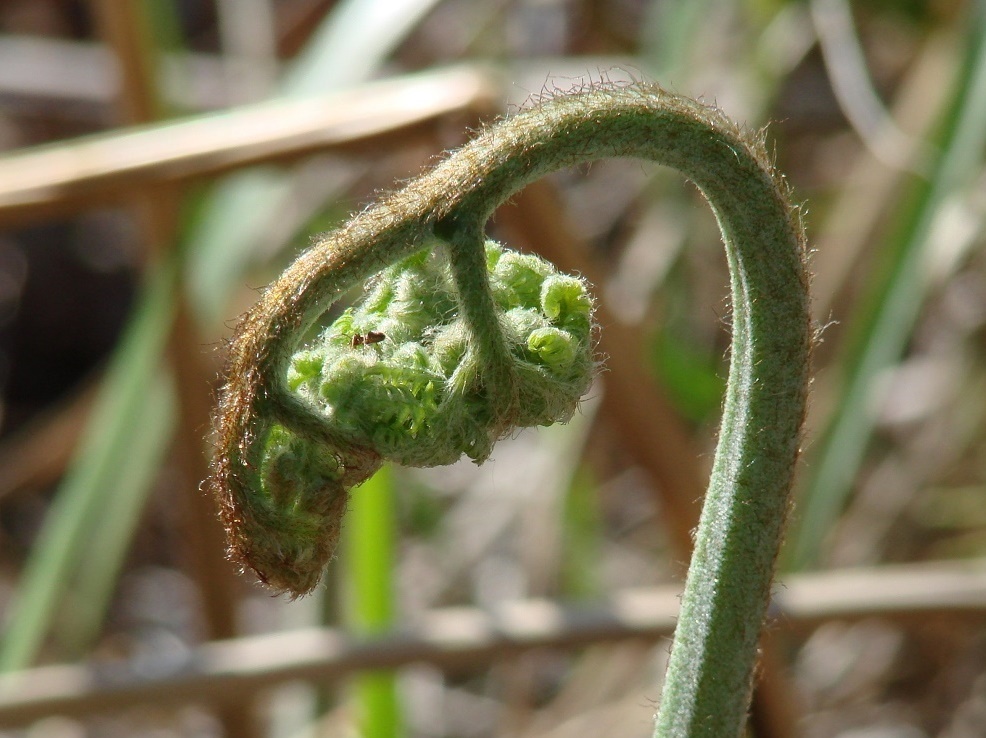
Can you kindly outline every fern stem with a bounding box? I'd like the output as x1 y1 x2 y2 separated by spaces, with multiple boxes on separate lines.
211 84 810 736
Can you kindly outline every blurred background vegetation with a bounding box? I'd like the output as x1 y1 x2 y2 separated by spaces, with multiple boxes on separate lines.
0 1 985 737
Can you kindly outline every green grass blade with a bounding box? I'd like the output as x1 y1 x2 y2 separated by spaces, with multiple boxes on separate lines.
186 0 444 324
0 258 178 673
787 6 986 570
644 0 715 77
561 465 602 600
56 373 176 654
281 0 441 97
343 465 403 738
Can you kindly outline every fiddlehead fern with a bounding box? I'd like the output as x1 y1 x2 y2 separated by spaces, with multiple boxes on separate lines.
209 82 810 737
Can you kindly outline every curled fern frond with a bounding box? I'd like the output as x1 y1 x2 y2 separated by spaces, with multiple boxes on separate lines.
216 237 595 596
210 81 809 738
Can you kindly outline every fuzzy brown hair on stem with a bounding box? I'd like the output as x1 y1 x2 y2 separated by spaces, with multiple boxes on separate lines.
208 81 810 738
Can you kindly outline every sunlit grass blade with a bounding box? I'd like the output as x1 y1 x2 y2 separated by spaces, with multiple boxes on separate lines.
561 465 602 600
186 0 445 324
651 329 726 425
280 0 442 96
643 0 716 77
56 374 175 654
787 7 986 571
343 465 403 738
0 258 178 673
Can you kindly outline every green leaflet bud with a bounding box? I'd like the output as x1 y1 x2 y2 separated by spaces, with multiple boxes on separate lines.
429 321 469 375
503 307 549 346
286 351 323 392
528 327 577 369
490 250 553 310
541 274 592 332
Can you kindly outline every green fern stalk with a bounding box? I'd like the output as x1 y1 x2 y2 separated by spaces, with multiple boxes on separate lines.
209 84 810 737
